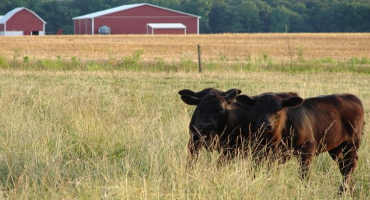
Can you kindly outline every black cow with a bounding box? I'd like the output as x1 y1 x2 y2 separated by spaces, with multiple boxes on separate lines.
179 88 241 166
179 88 297 166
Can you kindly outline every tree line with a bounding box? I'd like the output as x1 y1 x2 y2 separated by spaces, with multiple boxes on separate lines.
1 0 370 34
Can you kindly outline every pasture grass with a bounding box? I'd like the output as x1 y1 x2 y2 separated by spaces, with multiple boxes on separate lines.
1 33 370 75
0 70 368 199
0 53 370 74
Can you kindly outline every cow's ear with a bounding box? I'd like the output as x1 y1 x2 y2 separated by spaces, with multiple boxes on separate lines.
179 89 200 105
287 92 299 97
282 97 303 108
178 89 195 97
180 95 200 105
224 88 242 101
236 95 256 106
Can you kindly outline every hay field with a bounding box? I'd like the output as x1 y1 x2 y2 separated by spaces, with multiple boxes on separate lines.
0 34 369 199
0 33 370 62
0 70 369 199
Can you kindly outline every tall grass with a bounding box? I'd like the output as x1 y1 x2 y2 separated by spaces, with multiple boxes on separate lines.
0 70 368 199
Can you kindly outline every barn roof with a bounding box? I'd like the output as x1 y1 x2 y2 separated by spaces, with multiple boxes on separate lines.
147 23 186 29
73 3 200 20
0 7 46 24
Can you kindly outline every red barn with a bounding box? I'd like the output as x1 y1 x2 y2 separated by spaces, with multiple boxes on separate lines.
73 3 200 35
0 7 46 36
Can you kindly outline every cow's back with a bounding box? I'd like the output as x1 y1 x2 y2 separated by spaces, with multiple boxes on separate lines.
286 94 364 153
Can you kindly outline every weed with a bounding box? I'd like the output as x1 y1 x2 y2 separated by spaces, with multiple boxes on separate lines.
0 56 9 68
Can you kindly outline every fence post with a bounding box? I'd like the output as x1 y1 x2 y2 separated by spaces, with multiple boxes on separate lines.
197 44 202 73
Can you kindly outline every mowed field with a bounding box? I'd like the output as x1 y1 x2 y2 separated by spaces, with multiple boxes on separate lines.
0 33 370 62
0 34 369 199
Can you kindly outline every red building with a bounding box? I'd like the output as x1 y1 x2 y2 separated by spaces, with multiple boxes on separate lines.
73 3 200 35
0 7 46 36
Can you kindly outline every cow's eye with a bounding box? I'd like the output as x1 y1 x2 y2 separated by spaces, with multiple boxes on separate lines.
270 113 280 121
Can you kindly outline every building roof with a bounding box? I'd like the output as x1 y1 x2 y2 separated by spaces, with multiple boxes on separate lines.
147 23 186 29
0 7 46 24
73 3 200 20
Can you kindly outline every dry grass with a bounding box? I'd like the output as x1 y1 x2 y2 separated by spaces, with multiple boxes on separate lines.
0 70 368 199
0 33 369 199
0 33 370 62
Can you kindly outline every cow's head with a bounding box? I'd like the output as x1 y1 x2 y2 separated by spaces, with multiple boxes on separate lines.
236 93 303 134
179 88 241 138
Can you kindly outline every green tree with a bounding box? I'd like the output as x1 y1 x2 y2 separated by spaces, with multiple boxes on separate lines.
270 6 288 32
208 0 232 33
238 0 262 32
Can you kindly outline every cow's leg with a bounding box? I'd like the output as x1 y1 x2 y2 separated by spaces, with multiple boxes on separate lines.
186 137 202 169
298 141 315 180
329 142 358 193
